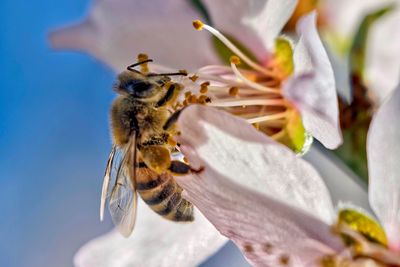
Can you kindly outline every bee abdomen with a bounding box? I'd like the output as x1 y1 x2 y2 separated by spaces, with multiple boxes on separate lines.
137 169 194 222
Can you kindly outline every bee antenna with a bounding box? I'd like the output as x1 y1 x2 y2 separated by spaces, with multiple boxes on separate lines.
127 59 154 71
147 72 188 77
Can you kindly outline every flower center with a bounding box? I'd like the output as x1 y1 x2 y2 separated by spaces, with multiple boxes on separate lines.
320 209 400 266
178 20 312 153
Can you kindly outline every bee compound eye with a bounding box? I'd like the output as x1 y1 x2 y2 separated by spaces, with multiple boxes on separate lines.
122 79 152 97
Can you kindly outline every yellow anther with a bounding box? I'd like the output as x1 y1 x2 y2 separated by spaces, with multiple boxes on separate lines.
198 95 208 104
192 20 204 30
184 91 192 99
229 86 239 96
200 82 210 94
230 55 241 65
200 86 208 94
189 95 198 103
189 75 199 82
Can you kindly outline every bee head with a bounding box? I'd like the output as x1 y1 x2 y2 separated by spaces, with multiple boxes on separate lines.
114 71 160 99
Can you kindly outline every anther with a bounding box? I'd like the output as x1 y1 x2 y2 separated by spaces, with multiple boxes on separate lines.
200 82 210 94
188 95 198 104
230 55 241 65
192 20 204 30
189 75 199 82
229 86 239 96
198 95 209 104
184 91 192 99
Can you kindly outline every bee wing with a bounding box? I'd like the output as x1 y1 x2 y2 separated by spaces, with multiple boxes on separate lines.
100 145 116 221
99 133 138 237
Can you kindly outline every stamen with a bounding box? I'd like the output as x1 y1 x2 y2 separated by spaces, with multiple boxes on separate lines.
230 62 281 94
194 21 274 77
209 98 286 107
246 112 288 124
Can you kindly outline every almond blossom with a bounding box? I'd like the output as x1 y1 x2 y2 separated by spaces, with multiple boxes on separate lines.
320 0 400 103
173 82 400 266
180 10 341 153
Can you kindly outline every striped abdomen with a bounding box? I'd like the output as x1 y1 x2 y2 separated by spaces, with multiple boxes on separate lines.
136 167 194 222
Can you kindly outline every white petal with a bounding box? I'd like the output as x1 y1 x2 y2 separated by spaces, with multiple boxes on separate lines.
242 0 297 51
175 105 343 266
74 199 227 267
203 0 297 56
49 0 218 72
322 0 396 42
367 82 400 251
202 0 268 59
304 146 372 213
365 8 400 103
284 12 342 149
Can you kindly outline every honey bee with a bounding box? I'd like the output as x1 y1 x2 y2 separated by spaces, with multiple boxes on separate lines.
100 56 199 237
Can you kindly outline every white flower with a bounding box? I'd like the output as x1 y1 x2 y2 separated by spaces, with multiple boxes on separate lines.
320 0 400 102
173 82 400 266
183 11 342 151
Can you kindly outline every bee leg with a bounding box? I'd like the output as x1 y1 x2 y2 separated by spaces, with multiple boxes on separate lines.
169 160 204 175
156 83 182 108
163 108 184 131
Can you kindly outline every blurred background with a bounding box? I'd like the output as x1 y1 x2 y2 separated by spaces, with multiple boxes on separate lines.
0 0 252 266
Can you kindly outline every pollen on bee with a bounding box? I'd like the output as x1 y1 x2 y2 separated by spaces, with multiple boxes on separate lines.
167 136 177 147
230 55 241 65
137 53 148 61
192 20 204 30
252 122 260 130
137 53 149 73
229 86 239 96
183 157 189 163
189 75 199 82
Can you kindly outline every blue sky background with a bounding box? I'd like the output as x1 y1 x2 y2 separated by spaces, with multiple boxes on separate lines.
0 0 249 266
